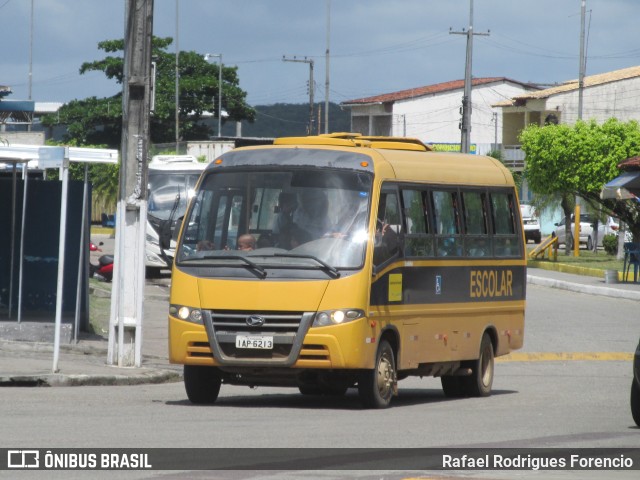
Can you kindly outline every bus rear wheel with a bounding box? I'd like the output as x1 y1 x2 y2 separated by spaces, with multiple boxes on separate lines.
461 333 494 397
358 339 396 409
184 365 222 404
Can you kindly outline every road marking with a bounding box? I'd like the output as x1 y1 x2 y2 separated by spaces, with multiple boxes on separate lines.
497 352 634 362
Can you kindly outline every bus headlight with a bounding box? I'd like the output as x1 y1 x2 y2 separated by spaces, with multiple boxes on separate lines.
312 309 364 327
170 304 203 324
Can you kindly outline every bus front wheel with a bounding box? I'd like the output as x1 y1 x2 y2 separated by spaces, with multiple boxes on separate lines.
462 333 494 397
184 365 222 404
358 339 396 409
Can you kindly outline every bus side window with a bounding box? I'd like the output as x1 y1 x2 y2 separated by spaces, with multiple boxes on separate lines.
373 190 402 266
491 192 521 257
463 191 490 257
401 189 433 257
432 190 462 257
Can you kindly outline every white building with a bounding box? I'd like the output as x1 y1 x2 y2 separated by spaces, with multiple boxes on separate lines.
494 65 640 206
495 65 640 162
341 77 538 155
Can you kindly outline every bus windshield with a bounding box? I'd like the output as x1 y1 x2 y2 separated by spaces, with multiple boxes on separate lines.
176 168 373 273
148 170 201 222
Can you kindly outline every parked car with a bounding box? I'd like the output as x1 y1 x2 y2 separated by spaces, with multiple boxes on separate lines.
520 204 541 244
553 214 610 249
632 338 640 426
554 214 632 250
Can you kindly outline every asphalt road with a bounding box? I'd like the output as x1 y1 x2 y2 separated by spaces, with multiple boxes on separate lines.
1 282 639 479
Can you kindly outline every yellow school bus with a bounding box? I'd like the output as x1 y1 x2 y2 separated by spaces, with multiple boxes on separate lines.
168 133 526 408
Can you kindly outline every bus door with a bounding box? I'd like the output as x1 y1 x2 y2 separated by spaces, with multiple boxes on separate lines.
370 187 421 368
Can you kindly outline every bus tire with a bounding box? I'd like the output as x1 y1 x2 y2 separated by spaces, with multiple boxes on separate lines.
184 365 221 404
358 340 396 409
462 333 494 397
441 376 464 398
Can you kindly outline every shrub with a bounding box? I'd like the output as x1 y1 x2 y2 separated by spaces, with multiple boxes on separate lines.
602 234 618 255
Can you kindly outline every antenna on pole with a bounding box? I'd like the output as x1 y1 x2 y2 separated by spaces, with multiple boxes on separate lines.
450 0 489 154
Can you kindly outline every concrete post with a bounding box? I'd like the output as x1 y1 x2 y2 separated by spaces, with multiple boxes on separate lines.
107 0 154 367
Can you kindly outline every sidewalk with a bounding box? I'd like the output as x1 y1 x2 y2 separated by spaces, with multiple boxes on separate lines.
527 267 640 301
0 266 639 387
0 279 180 387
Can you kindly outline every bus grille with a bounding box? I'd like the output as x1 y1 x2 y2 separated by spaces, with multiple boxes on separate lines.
210 311 302 335
203 310 314 366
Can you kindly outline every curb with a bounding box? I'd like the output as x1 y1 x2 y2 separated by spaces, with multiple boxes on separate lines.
527 274 640 301
0 369 181 387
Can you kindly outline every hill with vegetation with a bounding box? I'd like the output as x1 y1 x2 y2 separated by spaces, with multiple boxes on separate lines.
220 102 352 138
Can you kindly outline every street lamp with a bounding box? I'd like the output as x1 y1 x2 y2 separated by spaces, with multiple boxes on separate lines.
204 53 223 137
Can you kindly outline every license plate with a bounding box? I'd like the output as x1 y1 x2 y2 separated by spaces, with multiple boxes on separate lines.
235 335 274 349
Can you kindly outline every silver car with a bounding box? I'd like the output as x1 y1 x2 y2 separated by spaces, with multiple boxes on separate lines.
553 214 607 250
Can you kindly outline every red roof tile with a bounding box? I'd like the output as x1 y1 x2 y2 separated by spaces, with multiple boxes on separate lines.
342 77 528 105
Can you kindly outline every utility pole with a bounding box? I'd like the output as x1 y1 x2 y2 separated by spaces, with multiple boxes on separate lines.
493 112 498 151
450 0 489 153
204 53 223 137
578 0 586 120
575 0 587 257
325 0 331 134
283 56 315 134
175 0 180 151
108 0 153 367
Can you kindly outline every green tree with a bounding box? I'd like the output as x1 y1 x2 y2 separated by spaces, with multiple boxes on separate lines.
520 119 640 250
42 37 255 148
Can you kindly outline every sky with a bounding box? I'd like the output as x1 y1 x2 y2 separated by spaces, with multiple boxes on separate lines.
2 0 640 108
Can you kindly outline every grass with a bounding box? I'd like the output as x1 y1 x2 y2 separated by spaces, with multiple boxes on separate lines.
536 249 624 271
527 244 630 280
91 226 115 236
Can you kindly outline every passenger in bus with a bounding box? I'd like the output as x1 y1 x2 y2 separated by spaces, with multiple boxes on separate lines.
274 192 313 249
293 190 331 240
373 220 400 265
237 234 256 251
273 192 298 248
196 239 215 251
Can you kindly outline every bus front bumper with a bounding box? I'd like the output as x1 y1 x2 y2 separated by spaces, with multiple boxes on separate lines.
168 316 376 370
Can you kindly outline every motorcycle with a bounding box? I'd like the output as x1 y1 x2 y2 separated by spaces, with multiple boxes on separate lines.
90 241 114 282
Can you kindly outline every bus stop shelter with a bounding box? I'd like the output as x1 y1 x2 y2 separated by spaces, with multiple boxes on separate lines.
0 144 118 372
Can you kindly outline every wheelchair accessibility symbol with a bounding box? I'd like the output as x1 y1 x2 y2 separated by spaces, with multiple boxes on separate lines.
435 275 442 295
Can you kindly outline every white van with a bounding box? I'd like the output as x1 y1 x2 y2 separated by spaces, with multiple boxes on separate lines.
520 204 541 244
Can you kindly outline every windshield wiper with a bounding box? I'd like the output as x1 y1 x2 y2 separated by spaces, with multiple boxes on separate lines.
180 255 267 279
273 253 341 278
